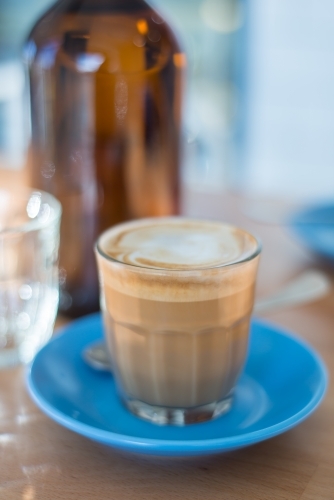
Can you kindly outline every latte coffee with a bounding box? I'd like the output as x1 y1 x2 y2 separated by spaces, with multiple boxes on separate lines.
96 218 260 424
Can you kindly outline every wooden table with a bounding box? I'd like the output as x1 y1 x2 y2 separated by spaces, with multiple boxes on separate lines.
1 188 334 500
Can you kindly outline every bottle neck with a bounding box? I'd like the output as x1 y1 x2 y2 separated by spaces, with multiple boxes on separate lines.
57 0 150 13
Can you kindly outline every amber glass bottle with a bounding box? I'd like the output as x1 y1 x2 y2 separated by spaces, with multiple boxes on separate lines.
24 0 184 316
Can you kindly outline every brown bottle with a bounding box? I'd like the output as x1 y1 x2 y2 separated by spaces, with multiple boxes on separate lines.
24 0 184 317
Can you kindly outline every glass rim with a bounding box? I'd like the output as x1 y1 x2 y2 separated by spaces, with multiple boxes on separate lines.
95 217 262 273
0 188 62 236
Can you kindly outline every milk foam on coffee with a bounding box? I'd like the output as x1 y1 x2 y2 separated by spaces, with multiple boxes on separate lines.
99 217 256 270
98 218 259 303
96 218 260 409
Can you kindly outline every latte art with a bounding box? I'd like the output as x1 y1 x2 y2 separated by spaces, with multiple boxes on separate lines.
99 218 258 270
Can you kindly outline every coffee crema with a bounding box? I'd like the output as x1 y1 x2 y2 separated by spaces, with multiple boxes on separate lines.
96 217 261 419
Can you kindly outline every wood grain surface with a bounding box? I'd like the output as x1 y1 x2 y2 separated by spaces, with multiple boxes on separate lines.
0 185 333 500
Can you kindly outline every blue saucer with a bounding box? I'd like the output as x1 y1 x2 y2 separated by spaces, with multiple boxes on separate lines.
26 313 327 456
291 203 334 264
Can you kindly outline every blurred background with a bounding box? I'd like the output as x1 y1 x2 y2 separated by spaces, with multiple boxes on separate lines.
0 0 50 171
1 0 334 204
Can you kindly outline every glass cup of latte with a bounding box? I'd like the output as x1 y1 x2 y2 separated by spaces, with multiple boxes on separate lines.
95 217 261 425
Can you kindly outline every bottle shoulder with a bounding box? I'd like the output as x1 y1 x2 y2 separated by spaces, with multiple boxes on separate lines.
24 3 182 73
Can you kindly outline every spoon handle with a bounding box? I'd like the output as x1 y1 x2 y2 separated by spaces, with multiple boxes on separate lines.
254 270 331 314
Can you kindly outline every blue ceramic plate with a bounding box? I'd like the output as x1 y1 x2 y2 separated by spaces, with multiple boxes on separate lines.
291 203 334 264
26 313 327 456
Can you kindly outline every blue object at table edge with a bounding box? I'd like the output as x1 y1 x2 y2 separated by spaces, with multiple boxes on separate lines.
291 202 334 264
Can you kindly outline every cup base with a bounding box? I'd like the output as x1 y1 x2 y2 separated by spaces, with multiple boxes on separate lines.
124 393 233 426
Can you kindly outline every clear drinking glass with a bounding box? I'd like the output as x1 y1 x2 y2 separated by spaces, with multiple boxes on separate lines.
96 217 261 425
0 188 61 368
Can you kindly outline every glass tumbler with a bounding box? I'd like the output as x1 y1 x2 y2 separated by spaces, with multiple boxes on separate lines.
96 217 261 425
0 189 61 368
